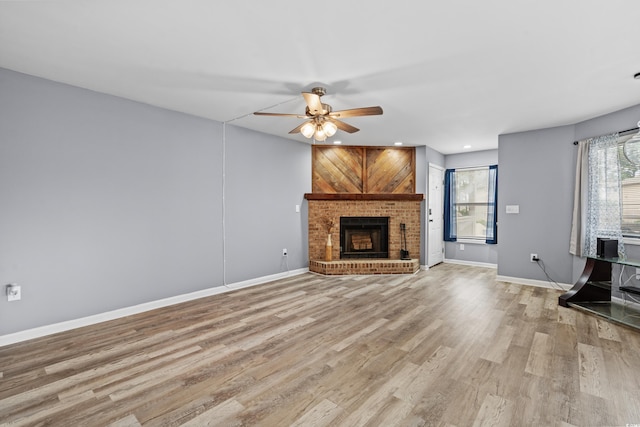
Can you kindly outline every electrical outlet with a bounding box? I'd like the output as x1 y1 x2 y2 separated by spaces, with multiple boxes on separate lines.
282 248 288 256
530 253 538 262
636 268 640 280
6 284 21 301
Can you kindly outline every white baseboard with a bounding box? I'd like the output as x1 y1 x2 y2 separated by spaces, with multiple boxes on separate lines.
0 268 308 347
444 258 497 269
495 274 572 291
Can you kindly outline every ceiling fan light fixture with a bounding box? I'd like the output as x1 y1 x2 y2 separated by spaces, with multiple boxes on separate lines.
322 121 338 137
314 126 327 141
254 87 383 141
300 122 316 138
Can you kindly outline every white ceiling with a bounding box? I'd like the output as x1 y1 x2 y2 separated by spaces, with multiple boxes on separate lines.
1 1 640 154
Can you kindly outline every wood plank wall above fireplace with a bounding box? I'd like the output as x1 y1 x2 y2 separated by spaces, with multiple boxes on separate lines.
311 146 416 195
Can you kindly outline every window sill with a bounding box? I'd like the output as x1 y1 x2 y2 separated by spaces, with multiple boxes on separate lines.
456 238 487 245
623 237 640 246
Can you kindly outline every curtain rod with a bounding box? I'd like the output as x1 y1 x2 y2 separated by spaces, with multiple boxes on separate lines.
572 127 639 145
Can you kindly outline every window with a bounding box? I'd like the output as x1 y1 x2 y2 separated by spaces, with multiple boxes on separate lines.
570 131 640 258
444 165 498 243
619 134 640 239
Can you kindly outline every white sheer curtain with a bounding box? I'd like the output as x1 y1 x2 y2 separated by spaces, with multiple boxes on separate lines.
573 132 626 258
569 140 588 256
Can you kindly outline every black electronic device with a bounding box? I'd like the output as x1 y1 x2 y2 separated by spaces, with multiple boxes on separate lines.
596 238 618 258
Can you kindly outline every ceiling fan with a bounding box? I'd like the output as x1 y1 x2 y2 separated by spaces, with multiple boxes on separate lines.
253 87 383 141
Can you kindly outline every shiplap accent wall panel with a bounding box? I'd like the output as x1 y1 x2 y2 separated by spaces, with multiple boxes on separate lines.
312 146 415 194
365 148 415 193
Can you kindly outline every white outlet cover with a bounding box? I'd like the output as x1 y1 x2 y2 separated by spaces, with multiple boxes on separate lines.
506 205 520 214
7 285 21 301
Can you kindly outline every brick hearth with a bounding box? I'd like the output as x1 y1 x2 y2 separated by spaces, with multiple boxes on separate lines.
310 259 420 275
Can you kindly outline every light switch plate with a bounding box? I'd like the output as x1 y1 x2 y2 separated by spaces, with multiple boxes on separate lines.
506 205 520 214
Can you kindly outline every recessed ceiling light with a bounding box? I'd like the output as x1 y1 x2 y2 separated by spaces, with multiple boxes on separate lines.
394 141 403 146
463 145 472 149
333 140 342 144
635 72 640 80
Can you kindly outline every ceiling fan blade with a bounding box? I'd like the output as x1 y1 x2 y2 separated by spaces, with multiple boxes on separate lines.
302 92 324 116
254 112 305 118
329 106 383 118
289 120 312 134
329 118 359 133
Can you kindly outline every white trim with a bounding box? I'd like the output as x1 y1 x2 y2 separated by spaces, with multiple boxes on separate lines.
455 238 487 245
421 264 429 271
444 258 497 269
452 165 490 172
0 268 308 347
427 164 445 267
623 237 640 246
495 274 572 291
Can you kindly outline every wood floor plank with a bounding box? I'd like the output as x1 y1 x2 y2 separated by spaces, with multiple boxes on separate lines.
394 345 451 404
288 398 343 427
107 413 142 427
179 397 245 426
471 393 514 427
525 331 554 377
399 318 443 352
577 342 609 398
331 318 389 352
480 325 515 364
1 266 640 426
596 318 622 342
558 305 577 325
523 295 545 319
386 304 428 330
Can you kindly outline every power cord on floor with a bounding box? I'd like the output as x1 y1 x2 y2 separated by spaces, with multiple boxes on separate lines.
617 266 640 320
534 257 564 291
281 253 290 273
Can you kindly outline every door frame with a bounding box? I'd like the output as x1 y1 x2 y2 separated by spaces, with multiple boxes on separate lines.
427 163 445 267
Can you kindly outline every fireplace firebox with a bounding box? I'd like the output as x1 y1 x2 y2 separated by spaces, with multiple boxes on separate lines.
340 217 389 259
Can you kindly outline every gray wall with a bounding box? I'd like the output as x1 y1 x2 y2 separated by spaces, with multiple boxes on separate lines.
0 68 310 335
224 125 310 283
444 149 499 265
418 145 445 266
498 103 640 286
498 127 575 283
445 150 498 170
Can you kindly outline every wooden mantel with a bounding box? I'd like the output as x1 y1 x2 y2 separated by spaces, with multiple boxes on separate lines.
304 193 424 201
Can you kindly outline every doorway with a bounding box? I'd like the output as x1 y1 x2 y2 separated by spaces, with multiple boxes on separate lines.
428 164 444 267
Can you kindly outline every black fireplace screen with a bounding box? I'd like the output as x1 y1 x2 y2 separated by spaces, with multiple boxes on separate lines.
340 217 389 259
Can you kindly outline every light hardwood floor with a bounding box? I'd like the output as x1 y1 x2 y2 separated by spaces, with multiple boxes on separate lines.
1 264 640 426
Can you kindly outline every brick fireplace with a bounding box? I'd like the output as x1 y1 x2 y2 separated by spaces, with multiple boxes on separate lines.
306 145 423 275
305 194 422 274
